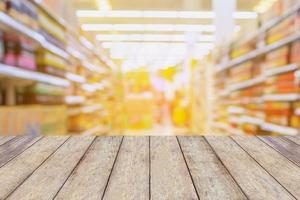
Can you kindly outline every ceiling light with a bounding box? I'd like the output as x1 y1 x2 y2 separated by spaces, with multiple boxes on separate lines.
102 42 215 50
77 10 257 19
254 0 277 13
96 0 112 11
96 34 215 42
82 24 240 33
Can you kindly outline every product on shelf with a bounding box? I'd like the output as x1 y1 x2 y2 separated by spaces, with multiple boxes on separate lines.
6 0 39 30
229 61 253 84
264 46 289 70
266 13 299 44
3 33 37 70
230 41 255 59
37 50 66 77
290 40 300 63
265 71 298 94
18 38 37 70
17 83 65 105
38 8 66 49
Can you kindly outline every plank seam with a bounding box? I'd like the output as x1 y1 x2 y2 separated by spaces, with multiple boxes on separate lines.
52 137 98 200
203 137 250 200
3 136 71 200
283 136 300 146
257 137 300 167
230 137 297 200
0 136 44 168
176 137 200 200
0 137 15 147
149 136 151 200
100 136 124 200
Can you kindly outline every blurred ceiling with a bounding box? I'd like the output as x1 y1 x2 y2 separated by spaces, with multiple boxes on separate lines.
71 0 261 69
73 0 259 11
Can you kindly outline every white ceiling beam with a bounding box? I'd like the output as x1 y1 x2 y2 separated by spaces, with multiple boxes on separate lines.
213 0 236 44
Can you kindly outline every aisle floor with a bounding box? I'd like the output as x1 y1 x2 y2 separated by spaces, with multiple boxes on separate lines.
0 135 299 199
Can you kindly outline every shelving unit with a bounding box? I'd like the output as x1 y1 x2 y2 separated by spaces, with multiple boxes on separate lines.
0 12 69 59
212 2 300 136
0 0 118 135
0 63 70 87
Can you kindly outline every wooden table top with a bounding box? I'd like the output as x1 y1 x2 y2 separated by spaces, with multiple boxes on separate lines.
0 135 299 200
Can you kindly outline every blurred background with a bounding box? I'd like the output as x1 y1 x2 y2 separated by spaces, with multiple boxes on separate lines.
0 0 299 136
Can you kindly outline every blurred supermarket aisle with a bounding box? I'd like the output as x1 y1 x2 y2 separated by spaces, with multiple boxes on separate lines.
0 0 300 136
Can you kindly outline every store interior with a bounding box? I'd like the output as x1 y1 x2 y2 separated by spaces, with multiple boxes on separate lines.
0 0 300 136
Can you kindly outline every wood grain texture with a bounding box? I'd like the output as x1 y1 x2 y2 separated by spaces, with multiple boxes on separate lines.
233 136 300 199
285 136 300 145
178 137 247 200
0 137 68 199
259 136 300 166
0 136 15 146
206 136 296 200
6 136 95 200
0 136 41 167
55 137 122 200
102 137 149 200
150 137 198 200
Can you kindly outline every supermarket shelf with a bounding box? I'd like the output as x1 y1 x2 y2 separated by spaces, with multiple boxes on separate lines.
30 0 67 27
229 117 243 124
65 72 86 83
261 122 299 135
67 104 104 116
0 63 70 87
265 63 298 77
263 93 300 101
228 106 245 114
240 3 300 45
65 96 86 105
241 116 264 125
216 32 300 72
229 76 265 92
0 12 69 59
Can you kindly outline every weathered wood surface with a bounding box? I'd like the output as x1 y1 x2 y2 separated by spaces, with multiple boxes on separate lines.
0 135 298 200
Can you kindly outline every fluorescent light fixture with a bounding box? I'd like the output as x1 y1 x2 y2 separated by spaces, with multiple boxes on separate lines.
254 0 277 13
83 24 242 32
233 11 258 19
96 34 215 42
77 10 257 19
102 42 215 49
96 0 112 11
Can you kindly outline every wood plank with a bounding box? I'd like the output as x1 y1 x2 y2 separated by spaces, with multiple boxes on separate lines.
0 136 69 199
285 136 300 145
0 136 15 146
6 136 95 200
178 137 247 200
233 136 300 199
102 137 149 200
0 136 42 167
54 137 123 200
150 137 198 200
206 136 296 200
259 136 300 166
